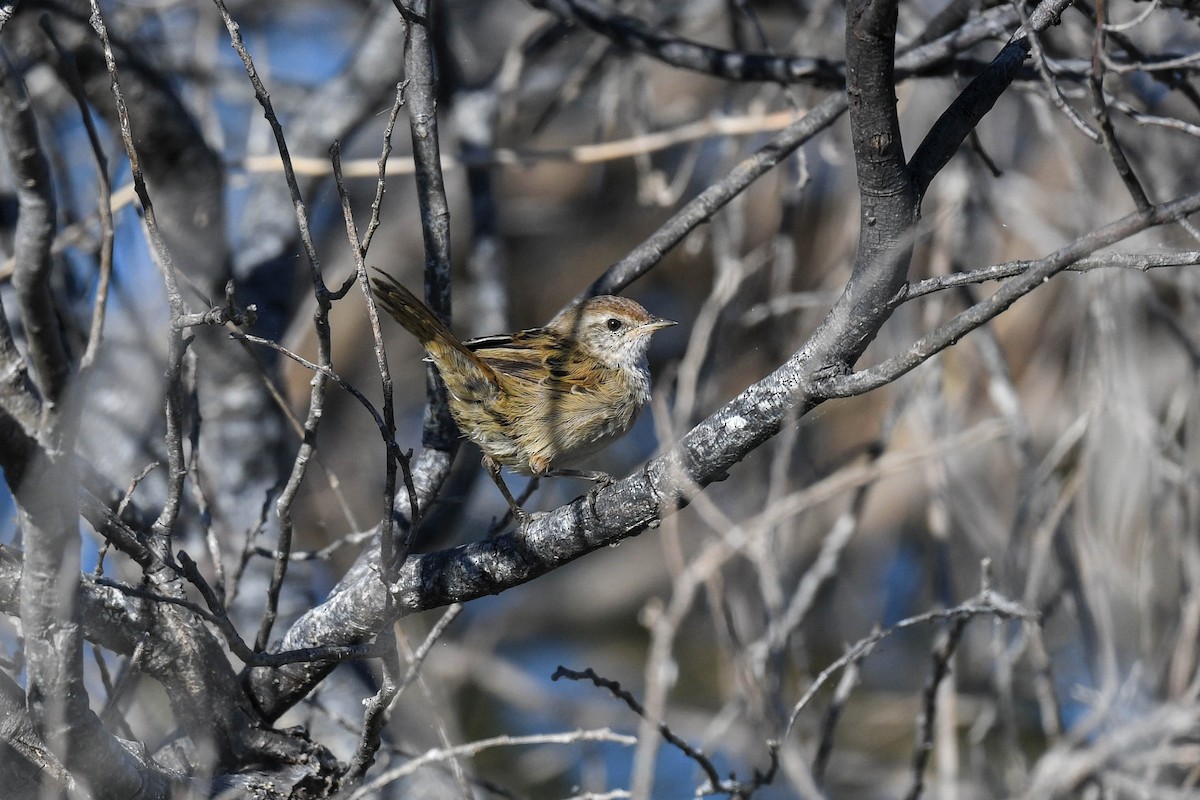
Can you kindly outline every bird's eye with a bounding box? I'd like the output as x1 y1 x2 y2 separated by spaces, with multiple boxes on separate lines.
606 318 623 332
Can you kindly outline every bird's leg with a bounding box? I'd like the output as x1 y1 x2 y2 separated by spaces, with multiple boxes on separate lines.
545 468 614 516
484 455 531 525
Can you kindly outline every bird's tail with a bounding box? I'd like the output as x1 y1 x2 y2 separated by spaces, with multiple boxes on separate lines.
371 268 500 393
371 268 451 345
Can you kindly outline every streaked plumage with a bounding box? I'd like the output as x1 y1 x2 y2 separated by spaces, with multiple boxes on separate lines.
371 269 674 518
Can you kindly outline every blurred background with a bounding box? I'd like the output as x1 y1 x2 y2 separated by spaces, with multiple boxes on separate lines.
3 0 1200 797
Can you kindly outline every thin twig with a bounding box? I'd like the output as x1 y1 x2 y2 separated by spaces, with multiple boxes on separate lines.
812 659 862 787
904 614 969 800
361 80 408 256
242 109 802 177
39 19 114 373
1012 0 1101 142
391 603 463 705
824 190 1200 399
343 628 402 787
210 0 334 650
252 529 377 562
553 665 779 796
330 140 414 579
783 592 1033 741
350 727 637 799
1088 0 1152 213
233 333 407 464
895 251 1200 303
89 0 188 563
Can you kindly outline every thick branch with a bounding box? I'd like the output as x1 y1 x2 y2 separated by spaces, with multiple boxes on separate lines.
0 408 34 486
1 543 147 657
18 450 173 798
248 448 452 719
0 300 41 447
399 0 459 457
0 53 68 415
3 527 333 781
792 0 919 379
0 670 74 796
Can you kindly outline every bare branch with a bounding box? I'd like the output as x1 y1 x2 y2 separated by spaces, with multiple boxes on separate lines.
904 615 969 800
0 669 74 794
822 188 1200 399
0 302 41 444
1087 1 1152 213
19 451 176 796
896 250 1200 302
585 0 1019 300
396 0 460 461
38 18 114 373
87 0 188 561
0 52 67 418
352 728 637 799
527 0 844 87
553 665 778 796
783 591 1033 741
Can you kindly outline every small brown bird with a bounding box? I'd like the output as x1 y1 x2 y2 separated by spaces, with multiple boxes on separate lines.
372 269 675 521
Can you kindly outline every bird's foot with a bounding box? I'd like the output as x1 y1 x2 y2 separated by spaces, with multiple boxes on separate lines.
508 500 554 532
585 479 614 517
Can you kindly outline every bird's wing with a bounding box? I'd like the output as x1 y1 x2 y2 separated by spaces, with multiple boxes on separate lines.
466 330 601 393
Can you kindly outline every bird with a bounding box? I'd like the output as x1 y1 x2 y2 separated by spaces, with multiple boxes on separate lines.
371 268 675 522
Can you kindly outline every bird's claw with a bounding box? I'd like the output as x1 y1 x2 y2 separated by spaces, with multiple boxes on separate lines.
510 506 535 529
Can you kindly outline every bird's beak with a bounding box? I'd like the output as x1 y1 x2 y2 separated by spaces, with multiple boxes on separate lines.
643 318 677 332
